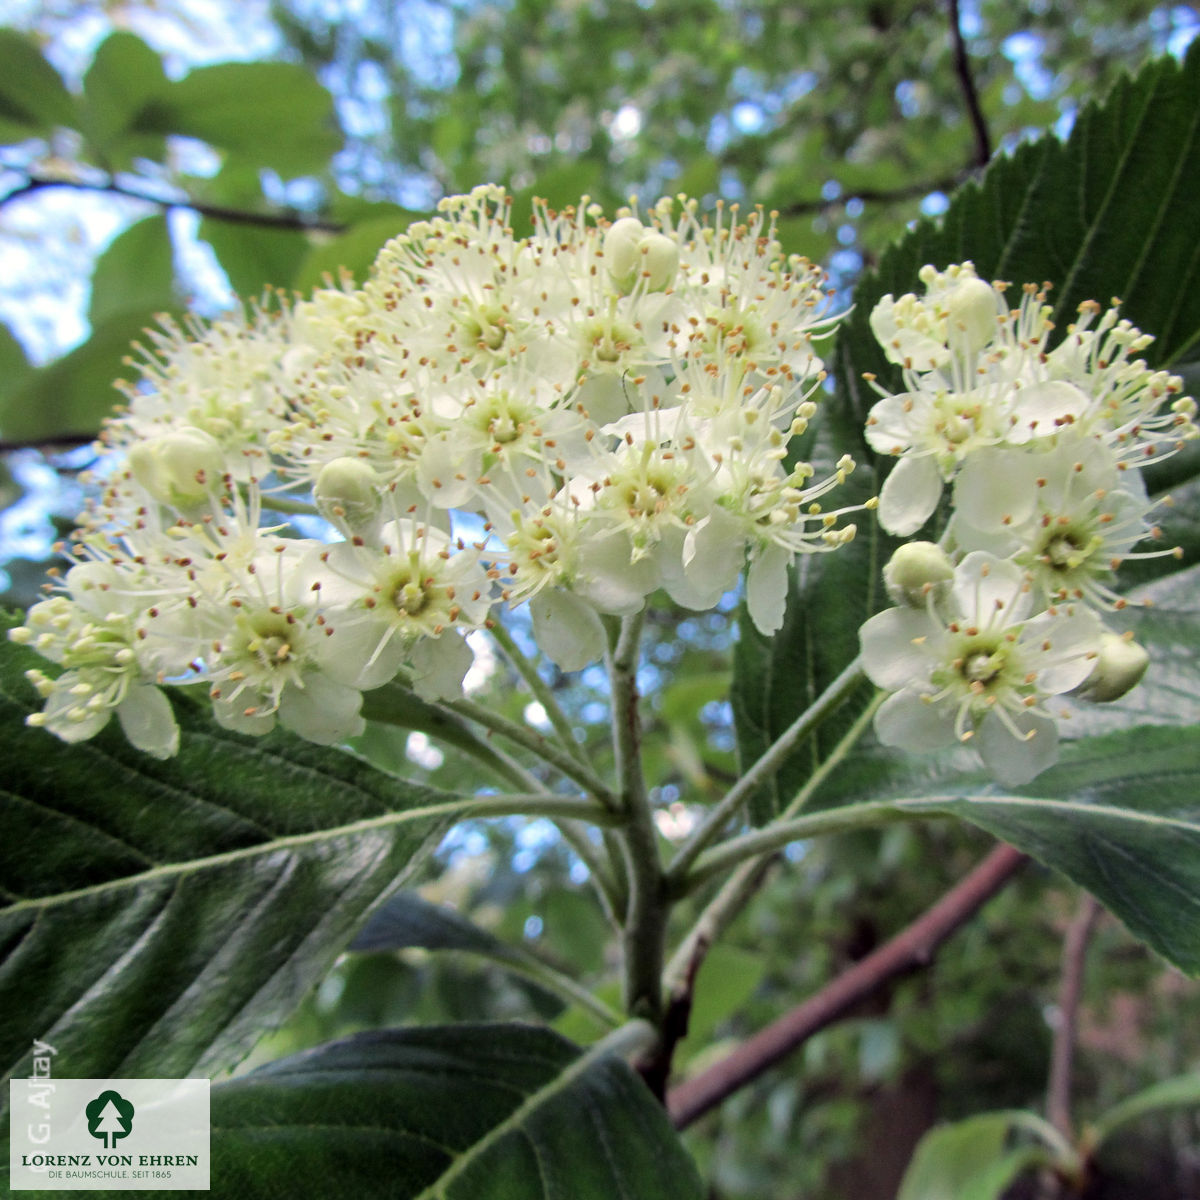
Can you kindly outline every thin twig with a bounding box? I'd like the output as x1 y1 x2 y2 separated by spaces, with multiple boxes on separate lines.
447 695 619 809
776 174 966 218
0 432 100 454
662 694 886 1005
1 174 348 233
488 619 588 765
1046 893 1102 1140
947 0 992 168
667 842 1027 1128
666 658 867 884
675 801 930 894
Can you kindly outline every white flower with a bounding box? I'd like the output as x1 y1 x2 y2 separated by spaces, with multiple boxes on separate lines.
197 541 369 745
870 262 1002 370
10 562 180 758
303 520 491 701
860 551 1103 784
949 436 1167 607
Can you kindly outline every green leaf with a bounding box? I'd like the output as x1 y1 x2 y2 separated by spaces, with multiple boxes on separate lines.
292 210 422 292
199 215 310 296
0 623 453 1097
88 215 176 327
80 32 169 169
133 62 341 176
0 31 77 142
897 1113 1049 1200
0 323 32 398
731 435 885 824
813 725 1200 976
0 309 171 441
349 891 620 1027
1092 1072 1200 1146
836 41 1200 423
208 1025 704 1198
681 944 766 1060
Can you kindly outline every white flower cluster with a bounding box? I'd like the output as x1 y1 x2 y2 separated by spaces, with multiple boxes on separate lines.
859 263 1197 784
11 186 863 756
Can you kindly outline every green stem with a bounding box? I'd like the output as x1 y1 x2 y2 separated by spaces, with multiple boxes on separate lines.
608 611 668 1023
591 1018 661 1064
489 619 588 764
555 818 625 926
257 492 321 517
456 793 626 826
666 657 867 882
364 688 545 794
777 690 886 821
447 696 619 809
662 694 884 991
502 951 625 1030
366 687 624 918
677 802 930 894
8 792 621 917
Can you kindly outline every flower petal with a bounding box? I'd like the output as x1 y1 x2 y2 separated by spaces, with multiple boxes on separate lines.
117 684 180 759
746 543 790 635
279 679 365 745
953 448 1039 531
878 455 942 536
874 690 959 752
530 588 607 672
859 608 939 691
975 709 1059 784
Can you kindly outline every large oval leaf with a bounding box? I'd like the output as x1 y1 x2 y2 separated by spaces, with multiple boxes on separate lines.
133 62 341 176
87 215 176 327
805 724 1200 975
0 624 455 1099
80 31 170 169
0 309 178 442
209 1025 704 1198
0 30 78 142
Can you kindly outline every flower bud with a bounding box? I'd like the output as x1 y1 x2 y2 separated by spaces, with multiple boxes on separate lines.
638 231 679 292
604 217 646 292
314 457 382 536
883 541 955 608
1075 632 1149 702
128 427 225 507
946 276 1000 355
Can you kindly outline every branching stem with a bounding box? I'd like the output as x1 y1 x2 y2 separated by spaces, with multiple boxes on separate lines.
1 172 347 232
489 620 587 765
666 658 868 883
608 611 668 1027
448 696 619 809
663 693 885 995
948 0 992 167
674 801 928 896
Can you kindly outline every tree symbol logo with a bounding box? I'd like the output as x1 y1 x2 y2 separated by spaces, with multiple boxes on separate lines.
85 1090 135 1149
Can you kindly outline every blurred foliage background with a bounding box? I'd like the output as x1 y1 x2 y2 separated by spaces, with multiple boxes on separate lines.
2 2 1200 1196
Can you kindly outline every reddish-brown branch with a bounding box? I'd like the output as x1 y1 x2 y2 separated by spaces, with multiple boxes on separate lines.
667 842 1027 1129
1046 893 1101 1140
